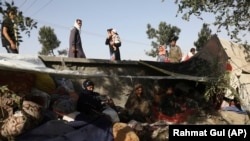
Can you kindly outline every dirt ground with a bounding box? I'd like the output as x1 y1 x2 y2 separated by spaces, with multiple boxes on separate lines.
191 110 250 125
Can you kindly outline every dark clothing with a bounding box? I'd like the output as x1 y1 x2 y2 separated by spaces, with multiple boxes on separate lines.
16 115 113 141
68 27 86 58
114 47 121 60
113 47 121 60
76 90 104 114
105 37 121 61
1 17 18 54
4 45 18 53
105 37 113 57
76 90 120 123
160 94 181 116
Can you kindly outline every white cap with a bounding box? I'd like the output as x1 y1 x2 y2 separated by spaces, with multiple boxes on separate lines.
111 29 117 33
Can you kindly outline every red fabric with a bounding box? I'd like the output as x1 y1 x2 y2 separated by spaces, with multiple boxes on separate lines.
183 55 190 62
226 62 232 71
152 106 195 123
164 58 171 63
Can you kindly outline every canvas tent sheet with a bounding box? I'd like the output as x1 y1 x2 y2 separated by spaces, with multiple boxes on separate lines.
219 38 250 109
0 53 53 71
0 53 107 78
219 38 250 74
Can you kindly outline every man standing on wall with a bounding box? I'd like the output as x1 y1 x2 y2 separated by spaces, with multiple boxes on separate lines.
168 36 182 63
68 19 86 58
1 8 18 54
105 28 121 61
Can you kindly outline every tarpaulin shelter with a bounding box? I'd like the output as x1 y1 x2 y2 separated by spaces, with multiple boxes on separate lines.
0 34 249 140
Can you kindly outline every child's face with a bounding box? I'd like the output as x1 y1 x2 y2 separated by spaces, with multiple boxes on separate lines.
159 46 164 51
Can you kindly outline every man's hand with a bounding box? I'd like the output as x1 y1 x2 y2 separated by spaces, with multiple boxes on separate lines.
10 41 16 49
71 47 78 53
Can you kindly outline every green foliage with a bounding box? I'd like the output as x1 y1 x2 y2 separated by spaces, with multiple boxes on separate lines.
38 26 61 56
171 0 250 42
204 72 238 108
146 22 181 57
0 1 37 46
194 23 212 51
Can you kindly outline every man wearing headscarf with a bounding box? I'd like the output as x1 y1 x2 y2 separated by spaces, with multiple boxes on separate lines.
68 19 86 58
125 83 153 123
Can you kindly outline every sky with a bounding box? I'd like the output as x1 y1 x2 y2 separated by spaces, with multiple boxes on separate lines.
1 0 249 61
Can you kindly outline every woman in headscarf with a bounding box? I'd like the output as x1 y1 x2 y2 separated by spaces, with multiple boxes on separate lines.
157 45 167 62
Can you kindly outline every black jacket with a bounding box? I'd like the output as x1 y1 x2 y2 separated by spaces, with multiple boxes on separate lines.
77 90 104 114
1 18 16 47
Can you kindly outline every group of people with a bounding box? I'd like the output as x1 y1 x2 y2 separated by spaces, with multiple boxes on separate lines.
74 80 199 124
157 35 196 63
51 78 120 123
1 10 122 61
68 18 122 60
1 9 194 63
74 80 152 123
51 78 154 124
